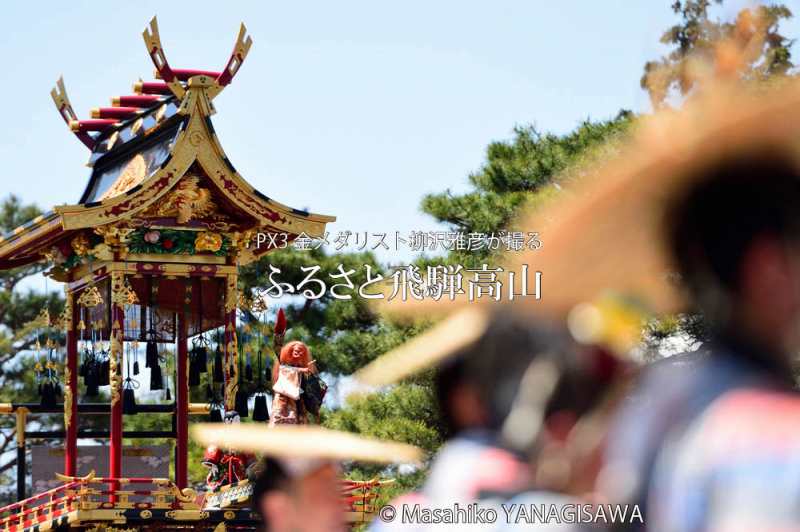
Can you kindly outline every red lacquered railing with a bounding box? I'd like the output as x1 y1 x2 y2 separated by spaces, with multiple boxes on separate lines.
0 480 81 531
0 475 199 531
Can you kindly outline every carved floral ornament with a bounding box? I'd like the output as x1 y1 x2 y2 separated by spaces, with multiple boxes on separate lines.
195 231 224 252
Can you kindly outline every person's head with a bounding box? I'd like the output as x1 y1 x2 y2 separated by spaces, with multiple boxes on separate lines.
279 341 311 367
667 148 800 357
251 458 344 532
501 344 629 497
434 310 565 437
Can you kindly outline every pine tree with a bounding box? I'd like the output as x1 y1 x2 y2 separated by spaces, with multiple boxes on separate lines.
642 1 795 107
0 196 63 502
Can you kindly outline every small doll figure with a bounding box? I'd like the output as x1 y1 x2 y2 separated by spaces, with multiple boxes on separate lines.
270 341 319 426
203 414 255 490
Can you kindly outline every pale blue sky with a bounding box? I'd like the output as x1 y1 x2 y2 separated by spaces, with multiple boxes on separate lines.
2 1 797 270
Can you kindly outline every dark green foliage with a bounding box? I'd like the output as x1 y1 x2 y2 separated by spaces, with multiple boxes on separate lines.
0 196 65 499
0 195 45 292
323 382 443 502
421 111 634 266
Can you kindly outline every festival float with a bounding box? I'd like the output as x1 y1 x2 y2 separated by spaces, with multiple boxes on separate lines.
0 17 388 531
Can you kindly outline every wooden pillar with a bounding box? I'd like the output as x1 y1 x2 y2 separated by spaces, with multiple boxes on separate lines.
109 272 125 495
64 288 78 477
175 282 190 488
16 407 28 502
223 274 238 411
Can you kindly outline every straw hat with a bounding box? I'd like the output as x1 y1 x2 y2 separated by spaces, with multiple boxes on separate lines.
377 79 800 324
506 79 800 319
191 423 423 464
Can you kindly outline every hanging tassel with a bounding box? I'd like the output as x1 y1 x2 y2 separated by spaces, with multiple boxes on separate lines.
39 382 48 408
146 340 158 368
197 345 208 373
81 354 91 384
165 386 172 402
234 388 249 418
133 348 140 376
122 386 137 415
41 382 57 409
189 358 201 387
150 363 164 391
85 366 99 397
245 358 253 382
264 353 273 383
98 359 110 387
209 407 223 423
252 394 269 422
213 346 224 383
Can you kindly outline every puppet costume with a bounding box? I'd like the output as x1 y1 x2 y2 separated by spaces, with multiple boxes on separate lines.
270 364 307 425
270 341 315 426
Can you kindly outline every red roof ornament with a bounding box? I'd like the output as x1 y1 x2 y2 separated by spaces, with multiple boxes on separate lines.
52 16 253 151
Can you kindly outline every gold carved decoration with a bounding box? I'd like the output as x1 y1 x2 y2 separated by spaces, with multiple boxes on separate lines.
15 408 28 448
90 243 114 261
55 469 96 482
71 233 91 256
31 308 51 329
110 332 122 407
110 272 129 307
44 246 67 266
224 273 240 410
109 272 125 407
150 175 218 224
170 485 199 504
238 292 267 313
224 326 239 412
78 286 104 309
100 154 148 201
224 275 238 314
63 288 73 332
56 310 70 331
195 231 223 252
229 230 257 265
124 279 140 305
64 366 73 430
95 226 133 247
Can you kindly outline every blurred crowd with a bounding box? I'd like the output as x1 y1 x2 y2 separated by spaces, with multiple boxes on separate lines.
196 81 800 532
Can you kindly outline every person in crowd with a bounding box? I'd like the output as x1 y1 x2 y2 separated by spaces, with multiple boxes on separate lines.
248 457 342 532
358 308 563 512
192 424 421 532
602 148 800 530
494 341 633 531
359 307 629 531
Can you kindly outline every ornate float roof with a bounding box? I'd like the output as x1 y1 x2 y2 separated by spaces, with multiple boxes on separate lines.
0 17 334 271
